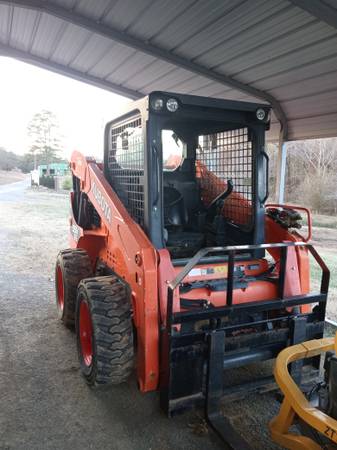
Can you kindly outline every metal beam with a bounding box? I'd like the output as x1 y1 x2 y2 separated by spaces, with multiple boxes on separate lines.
289 0 337 31
1 0 288 137
275 135 287 204
0 43 142 100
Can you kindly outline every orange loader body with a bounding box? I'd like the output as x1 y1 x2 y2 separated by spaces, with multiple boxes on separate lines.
69 150 312 392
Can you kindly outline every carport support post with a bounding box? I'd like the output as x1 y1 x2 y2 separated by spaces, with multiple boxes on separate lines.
275 139 287 204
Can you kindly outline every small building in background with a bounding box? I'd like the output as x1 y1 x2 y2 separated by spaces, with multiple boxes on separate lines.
35 162 71 190
38 162 69 177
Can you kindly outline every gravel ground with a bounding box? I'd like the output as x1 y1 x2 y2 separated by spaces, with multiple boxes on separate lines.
0 187 225 450
2 185 322 450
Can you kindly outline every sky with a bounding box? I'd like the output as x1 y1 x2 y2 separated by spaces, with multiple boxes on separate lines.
0 57 130 160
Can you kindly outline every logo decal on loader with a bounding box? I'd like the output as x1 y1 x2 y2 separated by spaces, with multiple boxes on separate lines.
92 182 111 223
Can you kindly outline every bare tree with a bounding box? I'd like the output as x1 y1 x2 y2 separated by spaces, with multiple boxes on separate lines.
287 139 337 178
267 138 337 213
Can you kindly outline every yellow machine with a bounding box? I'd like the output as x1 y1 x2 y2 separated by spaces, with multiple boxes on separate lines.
270 334 337 449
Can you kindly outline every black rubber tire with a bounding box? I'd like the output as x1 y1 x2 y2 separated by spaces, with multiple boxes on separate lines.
55 248 93 327
76 276 134 387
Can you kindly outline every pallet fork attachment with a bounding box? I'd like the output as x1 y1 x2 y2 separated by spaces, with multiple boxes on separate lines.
206 330 252 449
160 243 329 449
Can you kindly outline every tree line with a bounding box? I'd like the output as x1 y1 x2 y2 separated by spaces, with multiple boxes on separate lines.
1 110 336 215
268 137 337 214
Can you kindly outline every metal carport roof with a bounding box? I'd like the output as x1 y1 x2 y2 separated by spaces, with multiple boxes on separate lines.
0 0 337 143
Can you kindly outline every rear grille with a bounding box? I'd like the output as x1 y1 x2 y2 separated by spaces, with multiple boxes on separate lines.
196 127 253 229
107 116 144 226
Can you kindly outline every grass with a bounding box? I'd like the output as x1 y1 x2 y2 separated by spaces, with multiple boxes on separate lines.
309 214 337 319
310 248 337 321
312 214 337 229
311 249 337 290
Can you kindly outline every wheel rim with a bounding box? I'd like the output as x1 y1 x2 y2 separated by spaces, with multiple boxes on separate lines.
56 265 64 311
79 299 93 367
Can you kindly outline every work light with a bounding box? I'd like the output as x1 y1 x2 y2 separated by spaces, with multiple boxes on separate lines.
151 97 164 111
166 98 179 112
256 108 266 121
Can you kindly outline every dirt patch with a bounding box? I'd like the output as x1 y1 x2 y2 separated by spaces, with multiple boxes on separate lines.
0 169 27 185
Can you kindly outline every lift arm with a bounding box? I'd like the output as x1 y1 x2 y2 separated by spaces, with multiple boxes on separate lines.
69 151 160 392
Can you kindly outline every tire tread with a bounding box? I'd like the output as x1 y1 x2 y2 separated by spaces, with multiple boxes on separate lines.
76 276 134 386
55 248 93 327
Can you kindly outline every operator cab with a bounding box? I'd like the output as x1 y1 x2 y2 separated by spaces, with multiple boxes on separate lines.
104 92 270 261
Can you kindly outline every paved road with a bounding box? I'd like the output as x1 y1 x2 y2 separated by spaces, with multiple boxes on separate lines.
0 177 30 202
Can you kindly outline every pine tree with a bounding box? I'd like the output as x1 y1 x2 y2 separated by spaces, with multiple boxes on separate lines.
27 110 63 169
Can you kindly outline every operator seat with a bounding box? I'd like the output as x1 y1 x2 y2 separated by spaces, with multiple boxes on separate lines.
164 186 188 227
163 186 204 258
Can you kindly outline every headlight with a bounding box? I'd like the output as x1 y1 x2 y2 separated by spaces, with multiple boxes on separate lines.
166 98 179 112
256 108 266 121
151 97 164 111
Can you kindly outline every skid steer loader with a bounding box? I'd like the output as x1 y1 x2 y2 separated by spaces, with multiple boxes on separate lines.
55 92 329 448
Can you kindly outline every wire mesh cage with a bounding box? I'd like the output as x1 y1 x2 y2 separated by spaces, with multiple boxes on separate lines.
107 115 144 226
196 127 253 229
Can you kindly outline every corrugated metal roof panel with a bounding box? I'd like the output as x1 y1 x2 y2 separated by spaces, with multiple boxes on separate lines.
283 90 337 119
50 0 74 8
51 23 91 65
105 52 157 84
125 60 177 90
141 68 198 93
218 23 336 74
0 4 11 43
89 43 136 79
270 72 337 101
74 0 113 22
9 6 40 51
151 0 241 51
196 10 315 68
167 75 218 93
1 0 337 140
30 13 65 58
69 34 113 72
125 0 197 41
217 91 260 103
234 36 337 82
253 55 337 91
322 0 337 11
186 82 228 97
288 113 337 140
172 0 288 59
102 0 155 32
